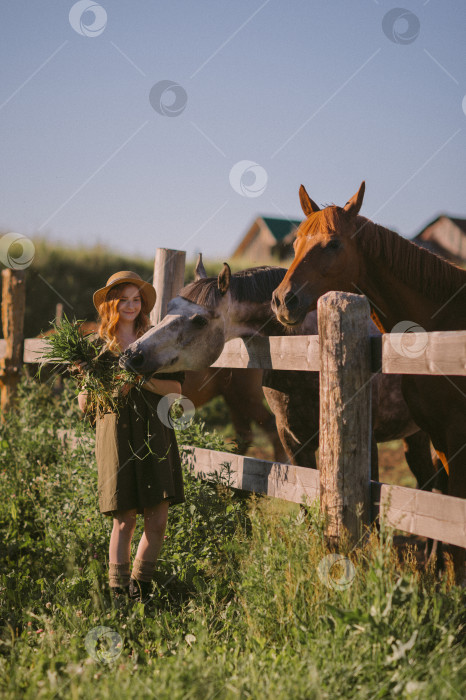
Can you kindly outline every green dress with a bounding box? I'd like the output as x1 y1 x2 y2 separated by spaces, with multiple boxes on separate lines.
89 334 186 516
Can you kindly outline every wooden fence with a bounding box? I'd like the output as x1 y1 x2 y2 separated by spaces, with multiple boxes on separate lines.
1 252 466 550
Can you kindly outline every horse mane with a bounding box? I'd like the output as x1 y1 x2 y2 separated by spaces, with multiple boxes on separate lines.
356 217 466 302
179 266 287 309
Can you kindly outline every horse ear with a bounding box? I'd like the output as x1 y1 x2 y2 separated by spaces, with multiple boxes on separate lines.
194 252 207 280
218 262 231 295
299 185 320 217
343 181 365 217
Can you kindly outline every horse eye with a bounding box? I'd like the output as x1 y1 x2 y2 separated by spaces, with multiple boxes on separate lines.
326 240 341 251
190 314 208 327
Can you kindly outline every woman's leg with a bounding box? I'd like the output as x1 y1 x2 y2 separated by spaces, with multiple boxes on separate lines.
108 508 137 590
109 508 138 562
129 501 168 603
130 501 169 590
135 500 169 563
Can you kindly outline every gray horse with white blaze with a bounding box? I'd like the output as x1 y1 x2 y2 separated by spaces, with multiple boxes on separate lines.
120 263 268 376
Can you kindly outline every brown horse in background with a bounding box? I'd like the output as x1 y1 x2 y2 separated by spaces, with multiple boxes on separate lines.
272 182 466 580
180 367 285 460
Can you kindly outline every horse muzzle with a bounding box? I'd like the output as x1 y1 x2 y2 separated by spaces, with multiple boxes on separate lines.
119 348 150 375
271 289 312 327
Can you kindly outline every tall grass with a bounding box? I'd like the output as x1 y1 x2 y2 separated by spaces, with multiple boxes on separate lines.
0 372 464 699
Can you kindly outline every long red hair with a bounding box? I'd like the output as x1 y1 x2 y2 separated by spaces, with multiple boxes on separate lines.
96 283 151 354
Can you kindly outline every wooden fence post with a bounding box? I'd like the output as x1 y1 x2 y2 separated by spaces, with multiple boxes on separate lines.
0 269 26 418
150 249 186 325
55 302 63 325
318 291 372 546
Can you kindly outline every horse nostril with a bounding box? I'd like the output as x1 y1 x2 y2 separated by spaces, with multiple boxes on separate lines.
284 291 299 312
125 350 145 371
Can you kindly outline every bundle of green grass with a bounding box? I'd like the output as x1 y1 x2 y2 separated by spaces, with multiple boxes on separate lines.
40 315 145 420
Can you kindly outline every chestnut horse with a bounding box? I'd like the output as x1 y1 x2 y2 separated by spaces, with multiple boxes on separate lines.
120 264 437 497
272 182 466 579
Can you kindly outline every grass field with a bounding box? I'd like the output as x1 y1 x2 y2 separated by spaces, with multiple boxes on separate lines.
0 374 465 699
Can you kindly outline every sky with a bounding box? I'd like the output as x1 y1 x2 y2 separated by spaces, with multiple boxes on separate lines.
0 0 465 263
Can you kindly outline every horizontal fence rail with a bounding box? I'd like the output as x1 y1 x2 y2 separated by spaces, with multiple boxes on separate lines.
5 331 466 376
182 446 320 502
381 330 466 376
372 483 466 549
183 447 466 548
210 336 321 371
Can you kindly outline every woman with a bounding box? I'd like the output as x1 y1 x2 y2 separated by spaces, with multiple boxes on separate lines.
77 271 185 604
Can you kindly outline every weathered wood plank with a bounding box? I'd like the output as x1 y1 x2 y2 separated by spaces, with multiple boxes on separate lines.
372 482 466 548
151 248 186 325
318 292 372 545
210 335 320 371
6 330 466 378
182 446 320 503
382 330 466 376
0 269 26 415
23 337 49 363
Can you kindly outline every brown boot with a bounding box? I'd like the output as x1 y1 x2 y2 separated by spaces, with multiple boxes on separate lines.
110 584 130 607
129 577 153 604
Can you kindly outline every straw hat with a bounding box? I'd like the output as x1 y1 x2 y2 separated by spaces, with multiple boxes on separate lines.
93 271 156 312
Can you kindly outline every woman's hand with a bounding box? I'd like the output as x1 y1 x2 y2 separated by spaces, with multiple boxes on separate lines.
114 372 140 397
120 382 133 397
142 377 182 396
77 391 88 412
71 360 89 375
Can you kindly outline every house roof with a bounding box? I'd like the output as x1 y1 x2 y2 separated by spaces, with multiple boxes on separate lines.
448 217 466 234
231 215 302 258
261 216 302 242
414 215 466 239
413 215 466 264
